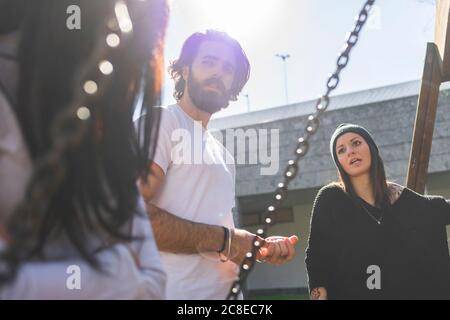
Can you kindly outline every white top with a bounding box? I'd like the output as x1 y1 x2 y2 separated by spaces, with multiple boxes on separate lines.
0 85 32 224
0 200 166 300
0 87 166 299
142 104 239 300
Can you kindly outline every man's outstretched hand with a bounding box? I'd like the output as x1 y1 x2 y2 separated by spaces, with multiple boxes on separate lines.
228 230 298 266
258 235 299 265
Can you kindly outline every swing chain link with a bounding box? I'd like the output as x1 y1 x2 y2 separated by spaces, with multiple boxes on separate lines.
227 0 376 300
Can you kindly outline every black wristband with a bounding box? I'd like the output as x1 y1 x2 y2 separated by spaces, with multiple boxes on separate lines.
218 226 228 253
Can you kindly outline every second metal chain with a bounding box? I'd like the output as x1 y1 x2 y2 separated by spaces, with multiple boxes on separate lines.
227 0 376 300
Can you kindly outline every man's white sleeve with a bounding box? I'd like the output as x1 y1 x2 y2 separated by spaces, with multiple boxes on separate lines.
150 109 176 174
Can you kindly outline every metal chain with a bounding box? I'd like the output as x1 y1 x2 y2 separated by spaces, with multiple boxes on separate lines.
227 0 376 300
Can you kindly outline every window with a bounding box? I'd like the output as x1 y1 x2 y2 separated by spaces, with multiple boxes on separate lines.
240 208 294 227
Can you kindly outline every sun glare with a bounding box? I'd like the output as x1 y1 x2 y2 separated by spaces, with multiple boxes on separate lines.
198 0 276 39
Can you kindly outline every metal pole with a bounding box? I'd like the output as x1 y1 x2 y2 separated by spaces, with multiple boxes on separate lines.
275 53 290 104
243 93 250 112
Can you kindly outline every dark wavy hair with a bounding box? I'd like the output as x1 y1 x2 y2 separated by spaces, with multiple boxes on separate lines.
169 29 250 101
0 0 168 283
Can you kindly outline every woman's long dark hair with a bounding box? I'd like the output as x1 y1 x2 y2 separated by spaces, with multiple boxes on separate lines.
335 140 391 209
0 0 168 283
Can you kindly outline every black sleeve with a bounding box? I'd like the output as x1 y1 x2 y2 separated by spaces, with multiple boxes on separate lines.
445 199 450 226
428 196 450 226
305 187 338 293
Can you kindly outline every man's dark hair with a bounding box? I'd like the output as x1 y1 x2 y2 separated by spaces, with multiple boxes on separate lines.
169 29 250 102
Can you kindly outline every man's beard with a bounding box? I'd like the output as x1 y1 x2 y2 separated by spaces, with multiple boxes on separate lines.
186 72 232 115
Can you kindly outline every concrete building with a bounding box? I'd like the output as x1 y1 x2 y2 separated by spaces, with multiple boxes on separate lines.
210 80 450 298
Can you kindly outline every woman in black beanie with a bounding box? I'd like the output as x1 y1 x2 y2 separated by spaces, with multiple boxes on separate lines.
305 123 450 300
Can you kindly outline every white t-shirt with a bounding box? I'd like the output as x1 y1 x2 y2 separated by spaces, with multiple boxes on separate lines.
145 104 239 299
0 200 166 300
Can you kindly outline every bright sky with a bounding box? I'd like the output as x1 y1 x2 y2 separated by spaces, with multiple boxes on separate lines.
162 0 436 118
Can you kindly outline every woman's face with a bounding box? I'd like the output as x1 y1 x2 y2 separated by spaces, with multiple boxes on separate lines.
335 132 372 178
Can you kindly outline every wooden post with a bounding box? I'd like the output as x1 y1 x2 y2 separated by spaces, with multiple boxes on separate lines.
435 0 450 80
406 44 442 194
406 0 450 194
